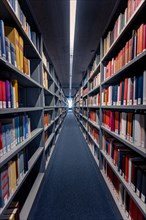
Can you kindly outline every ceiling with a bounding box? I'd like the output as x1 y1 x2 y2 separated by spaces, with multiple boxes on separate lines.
28 0 118 97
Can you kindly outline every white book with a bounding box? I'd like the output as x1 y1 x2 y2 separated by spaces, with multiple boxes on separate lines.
127 78 131 105
133 76 137 105
134 114 141 146
140 114 146 148
108 86 112 106
121 112 127 139
143 70 146 105
117 84 120 105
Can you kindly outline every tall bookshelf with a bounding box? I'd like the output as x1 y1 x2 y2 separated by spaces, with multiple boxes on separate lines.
74 1 146 219
0 0 67 219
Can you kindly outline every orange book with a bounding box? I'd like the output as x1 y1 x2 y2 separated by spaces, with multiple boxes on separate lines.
128 38 132 62
19 36 24 72
139 24 144 54
142 24 146 51
127 112 132 141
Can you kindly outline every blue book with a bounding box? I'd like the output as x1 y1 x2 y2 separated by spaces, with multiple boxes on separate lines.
31 32 36 47
5 123 11 152
15 117 19 145
115 85 118 105
106 140 108 154
23 148 28 172
2 125 6 155
112 86 114 105
137 74 143 105
10 42 16 66
5 37 11 63
121 81 125 105
19 151 24 178
24 115 28 139
0 20 6 59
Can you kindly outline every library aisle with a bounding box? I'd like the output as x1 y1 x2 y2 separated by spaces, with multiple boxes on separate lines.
29 112 122 220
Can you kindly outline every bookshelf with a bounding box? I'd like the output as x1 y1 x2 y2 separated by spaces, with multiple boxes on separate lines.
0 0 67 219
73 1 146 219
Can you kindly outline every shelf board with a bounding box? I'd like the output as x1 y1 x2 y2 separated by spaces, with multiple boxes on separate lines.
44 106 54 110
88 119 100 130
83 93 88 98
88 105 100 109
0 147 43 216
101 105 146 110
102 0 146 62
0 0 41 59
101 50 146 86
101 170 128 220
0 58 43 88
101 150 146 217
101 126 146 158
20 173 44 220
0 107 43 114
45 133 55 151
0 128 43 168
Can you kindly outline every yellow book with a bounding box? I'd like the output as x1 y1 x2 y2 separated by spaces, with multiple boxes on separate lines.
19 36 24 72
11 161 17 193
8 161 12 195
12 80 19 108
5 26 20 70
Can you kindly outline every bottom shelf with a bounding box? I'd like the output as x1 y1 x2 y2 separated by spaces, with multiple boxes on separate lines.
101 170 127 220
20 173 44 220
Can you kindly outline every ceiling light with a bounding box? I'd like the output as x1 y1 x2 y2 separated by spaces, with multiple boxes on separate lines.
69 0 77 98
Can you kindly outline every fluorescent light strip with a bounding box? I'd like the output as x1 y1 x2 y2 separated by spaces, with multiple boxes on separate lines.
69 0 77 98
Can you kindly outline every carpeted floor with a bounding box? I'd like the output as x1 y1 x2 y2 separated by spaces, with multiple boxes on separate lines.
29 112 122 220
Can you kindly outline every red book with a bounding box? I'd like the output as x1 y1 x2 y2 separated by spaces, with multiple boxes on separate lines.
1 81 6 109
0 121 2 157
142 24 146 51
110 111 115 131
0 80 2 109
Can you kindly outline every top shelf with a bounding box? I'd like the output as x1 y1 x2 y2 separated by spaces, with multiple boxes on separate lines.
0 0 41 59
102 0 146 62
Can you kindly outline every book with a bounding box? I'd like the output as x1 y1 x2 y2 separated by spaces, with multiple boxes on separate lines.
5 27 20 70
0 20 6 59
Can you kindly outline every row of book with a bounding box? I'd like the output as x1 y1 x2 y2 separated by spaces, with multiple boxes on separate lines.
103 0 143 56
89 73 100 91
103 160 145 220
88 93 100 106
80 87 83 97
102 110 146 148
0 20 30 76
42 51 49 70
0 79 18 109
0 201 20 220
89 125 99 144
102 135 146 203
0 115 31 158
79 98 83 107
89 110 100 125
89 54 100 77
0 148 28 208
44 113 52 128
7 0 40 52
104 23 146 80
102 71 146 106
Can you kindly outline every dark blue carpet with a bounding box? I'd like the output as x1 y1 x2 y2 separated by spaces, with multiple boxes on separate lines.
29 112 122 220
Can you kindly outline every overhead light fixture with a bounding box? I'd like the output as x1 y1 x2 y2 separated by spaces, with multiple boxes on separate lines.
69 0 77 98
